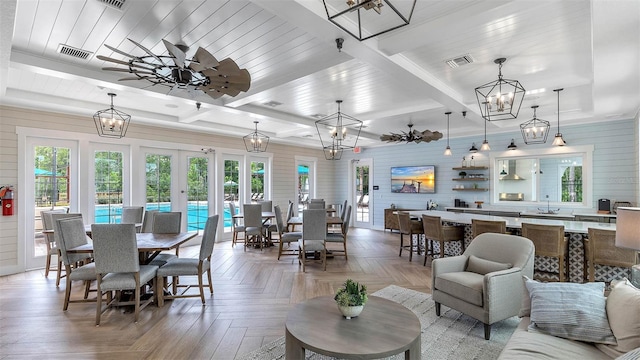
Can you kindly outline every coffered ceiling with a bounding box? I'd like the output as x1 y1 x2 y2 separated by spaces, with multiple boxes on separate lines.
1 0 638 149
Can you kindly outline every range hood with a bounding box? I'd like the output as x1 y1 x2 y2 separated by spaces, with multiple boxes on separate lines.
500 160 526 180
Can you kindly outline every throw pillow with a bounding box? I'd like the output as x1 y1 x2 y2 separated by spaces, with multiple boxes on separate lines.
466 255 512 275
519 275 532 317
604 278 640 353
614 346 640 360
526 279 617 345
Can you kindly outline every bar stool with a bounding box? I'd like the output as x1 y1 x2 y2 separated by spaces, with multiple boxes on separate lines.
471 219 506 238
421 214 465 266
397 212 424 262
521 223 568 282
584 228 638 283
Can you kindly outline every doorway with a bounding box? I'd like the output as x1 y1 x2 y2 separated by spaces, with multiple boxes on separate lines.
352 158 372 228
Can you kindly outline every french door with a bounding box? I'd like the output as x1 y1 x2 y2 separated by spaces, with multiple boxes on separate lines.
295 157 316 216
352 158 372 228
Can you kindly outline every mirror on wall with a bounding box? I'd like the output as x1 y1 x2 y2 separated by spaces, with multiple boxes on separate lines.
493 151 588 206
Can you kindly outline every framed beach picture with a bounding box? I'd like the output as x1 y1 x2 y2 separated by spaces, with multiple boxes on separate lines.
391 165 435 193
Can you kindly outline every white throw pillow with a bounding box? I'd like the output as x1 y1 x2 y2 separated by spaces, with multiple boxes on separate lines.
604 278 640 353
466 255 512 275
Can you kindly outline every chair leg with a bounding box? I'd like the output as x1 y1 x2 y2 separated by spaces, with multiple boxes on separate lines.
95 280 102 326
55 255 63 287
409 235 413 262
157 275 165 307
343 242 348 261
484 324 491 340
45 252 52 277
439 240 445 258
134 278 140 323
198 272 205 305
435 302 441 316
84 280 91 299
399 234 404 256
63 269 72 311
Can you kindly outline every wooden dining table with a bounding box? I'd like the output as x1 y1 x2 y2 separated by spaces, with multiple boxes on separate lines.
66 231 198 264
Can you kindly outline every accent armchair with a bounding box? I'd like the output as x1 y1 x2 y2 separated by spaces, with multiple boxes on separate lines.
431 233 534 340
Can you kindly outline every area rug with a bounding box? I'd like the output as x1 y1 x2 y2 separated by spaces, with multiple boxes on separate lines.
237 285 519 360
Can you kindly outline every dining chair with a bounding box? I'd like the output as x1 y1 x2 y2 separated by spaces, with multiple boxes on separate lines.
229 202 245 247
298 209 327 272
584 228 637 283
521 223 568 282
287 200 302 232
326 205 351 260
50 212 85 287
471 219 506 238
259 200 273 212
57 217 97 310
273 205 302 260
308 201 325 210
157 215 218 306
140 209 158 233
421 214 465 265
91 223 158 325
340 200 348 221
149 212 182 266
243 203 264 251
121 206 144 232
40 209 68 279
397 211 424 262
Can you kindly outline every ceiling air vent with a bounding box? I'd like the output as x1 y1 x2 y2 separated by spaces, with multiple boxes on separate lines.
445 54 474 68
57 44 93 60
98 0 126 10
262 100 282 107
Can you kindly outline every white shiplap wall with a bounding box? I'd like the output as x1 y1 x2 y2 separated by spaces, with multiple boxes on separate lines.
0 105 335 275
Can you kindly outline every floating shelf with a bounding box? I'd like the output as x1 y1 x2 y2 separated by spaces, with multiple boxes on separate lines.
453 178 489 181
452 166 488 170
452 188 489 191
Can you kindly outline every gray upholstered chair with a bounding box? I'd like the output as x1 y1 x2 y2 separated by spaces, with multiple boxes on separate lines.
149 212 182 266
308 201 325 210
287 200 302 232
340 200 348 221
471 218 506 238
326 205 351 260
140 209 158 233
57 217 96 310
259 200 272 212
91 223 158 325
50 212 85 287
40 209 68 279
156 215 218 306
121 206 144 232
273 204 302 260
432 233 534 340
243 203 264 251
229 202 245 247
298 209 327 272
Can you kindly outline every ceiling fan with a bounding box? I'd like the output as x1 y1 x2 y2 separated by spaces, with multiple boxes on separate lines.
379 123 443 144
98 38 251 100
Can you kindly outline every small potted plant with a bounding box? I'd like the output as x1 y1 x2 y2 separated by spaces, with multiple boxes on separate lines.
458 171 467 178
334 279 368 319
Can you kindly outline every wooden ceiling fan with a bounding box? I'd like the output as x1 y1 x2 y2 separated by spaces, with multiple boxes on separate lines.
98 38 251 99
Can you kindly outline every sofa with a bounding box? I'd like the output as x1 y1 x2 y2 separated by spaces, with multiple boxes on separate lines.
498 278 640 360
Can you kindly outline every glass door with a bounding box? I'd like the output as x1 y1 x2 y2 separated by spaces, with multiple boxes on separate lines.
352 158 372 228
26 138 78 270
182 151 211 232
295 159 315 216
221 154 243 237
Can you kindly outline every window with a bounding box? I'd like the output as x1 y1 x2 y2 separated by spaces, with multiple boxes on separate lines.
146 154 172 211
94 151 123 223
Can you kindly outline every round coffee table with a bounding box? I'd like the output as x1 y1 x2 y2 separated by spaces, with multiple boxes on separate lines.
285 295 421 359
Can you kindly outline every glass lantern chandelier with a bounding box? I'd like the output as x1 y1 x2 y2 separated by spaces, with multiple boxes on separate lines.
475 58 526 121
243 121 270 153
93 93 130 138
315 100 363 160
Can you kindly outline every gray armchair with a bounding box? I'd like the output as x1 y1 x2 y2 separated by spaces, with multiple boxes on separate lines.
431 233 534 340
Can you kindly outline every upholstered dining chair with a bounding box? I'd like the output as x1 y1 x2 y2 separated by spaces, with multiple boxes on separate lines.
228 202 245 247
584 228 638 283
57 217 97 311
471 219 506 238
326 205 351 260
298 209 327 272
40 209 68 279
50 212 85 287
308 201 325 210
91 223 158 325
432 233 535 340
421 214 465 265
149 212 182 266
521 223 568 282
121 206 144 232
397 211 424 262
287 200 302 232
140 209 158 233
273 205 302 260
156 215 218 306
243 203 264 251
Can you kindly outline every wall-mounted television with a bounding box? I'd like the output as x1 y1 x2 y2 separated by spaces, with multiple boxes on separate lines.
391 165 435 193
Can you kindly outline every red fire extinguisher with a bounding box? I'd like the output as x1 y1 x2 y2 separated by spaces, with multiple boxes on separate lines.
0 186 14 216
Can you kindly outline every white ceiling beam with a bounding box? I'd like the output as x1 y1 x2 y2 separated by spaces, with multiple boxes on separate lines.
0 0 17 97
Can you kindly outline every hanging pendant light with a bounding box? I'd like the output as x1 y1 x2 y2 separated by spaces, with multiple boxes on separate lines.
480 105 490 151
316 100 363 160
552 88 566 146
475 58 526 121
443 111 452 156
93 93 131 138
469 142 478 153
507 139 518 150
243 121 270 153
520 105 550 144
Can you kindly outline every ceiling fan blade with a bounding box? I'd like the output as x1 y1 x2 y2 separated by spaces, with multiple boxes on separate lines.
118 76 151 81
97 55 153 70
189 47 219 72
102 67 156 76
162 39 186 69
127 38 165 66
203 89 225 99
104 44 139 59
216 58 242 76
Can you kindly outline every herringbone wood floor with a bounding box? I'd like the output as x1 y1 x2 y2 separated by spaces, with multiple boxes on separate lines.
0 228 433 359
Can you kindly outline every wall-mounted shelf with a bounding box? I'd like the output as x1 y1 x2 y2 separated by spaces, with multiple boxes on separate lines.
452 188 489 192
452 166 489 192
453 178 489 181
452 166 488 170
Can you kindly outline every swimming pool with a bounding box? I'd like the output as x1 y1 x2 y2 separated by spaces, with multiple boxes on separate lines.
95 203 232 230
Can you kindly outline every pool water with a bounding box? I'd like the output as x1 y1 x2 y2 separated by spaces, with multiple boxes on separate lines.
95 203 232 230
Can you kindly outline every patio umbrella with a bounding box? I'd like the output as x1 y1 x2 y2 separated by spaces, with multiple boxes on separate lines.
224 180 238 186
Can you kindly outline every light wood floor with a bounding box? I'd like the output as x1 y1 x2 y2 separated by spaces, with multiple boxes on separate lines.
0 228 433 359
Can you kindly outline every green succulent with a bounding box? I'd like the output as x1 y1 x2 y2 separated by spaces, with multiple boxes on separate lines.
334 279 368 307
